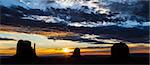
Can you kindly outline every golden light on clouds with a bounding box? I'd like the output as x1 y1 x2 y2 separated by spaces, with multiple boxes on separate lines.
35 31 75 37
0 25 77 38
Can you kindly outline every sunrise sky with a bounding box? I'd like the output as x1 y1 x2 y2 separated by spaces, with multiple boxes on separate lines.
0 30 149 56
0 0 149 56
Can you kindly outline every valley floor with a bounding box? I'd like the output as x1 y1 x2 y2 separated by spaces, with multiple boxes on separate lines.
1 53 149 64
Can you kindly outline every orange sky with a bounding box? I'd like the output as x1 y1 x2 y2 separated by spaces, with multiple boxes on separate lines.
0 29 149 56
0 45 149 56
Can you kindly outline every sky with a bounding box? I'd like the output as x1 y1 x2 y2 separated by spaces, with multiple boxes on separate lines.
0 0 149 27
0 31 149 56
0 0 149 56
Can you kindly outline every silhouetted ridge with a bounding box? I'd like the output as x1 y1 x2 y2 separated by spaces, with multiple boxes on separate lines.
110 42 130 63
111 42 129 58
15 40 37 59
71 48 81 57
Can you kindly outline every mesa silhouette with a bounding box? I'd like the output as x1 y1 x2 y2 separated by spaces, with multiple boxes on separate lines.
15 40 37 58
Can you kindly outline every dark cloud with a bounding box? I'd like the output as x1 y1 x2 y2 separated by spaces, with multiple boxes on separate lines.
106 0 149 21
0 38 16 41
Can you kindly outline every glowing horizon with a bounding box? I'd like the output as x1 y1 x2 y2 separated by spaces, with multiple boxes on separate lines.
0 31 149 56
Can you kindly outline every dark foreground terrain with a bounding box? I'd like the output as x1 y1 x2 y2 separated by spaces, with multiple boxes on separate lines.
1 53 149 65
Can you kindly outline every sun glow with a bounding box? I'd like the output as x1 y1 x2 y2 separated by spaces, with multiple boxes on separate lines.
63 48 71 53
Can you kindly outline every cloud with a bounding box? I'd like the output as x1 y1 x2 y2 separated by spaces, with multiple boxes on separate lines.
1 0 149 28
0 38 16 41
